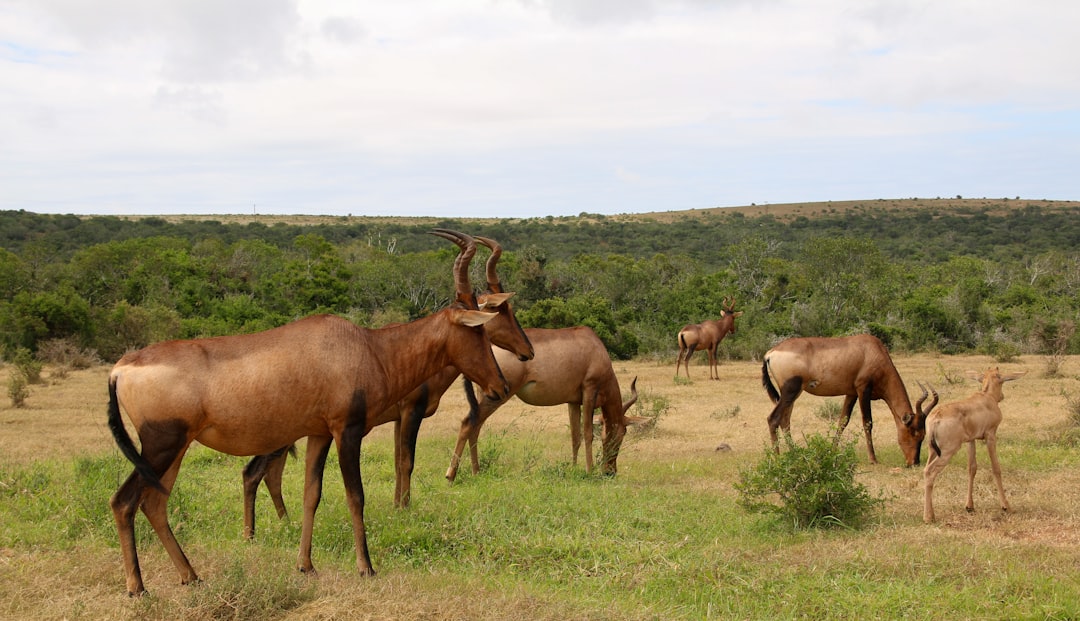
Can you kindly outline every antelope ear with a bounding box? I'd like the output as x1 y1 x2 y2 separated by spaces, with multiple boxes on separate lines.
624 415 652 426
476 292 514 309
719 310 727 317
452 309 498 327
1002 371 1027 382
901 413 914 426
733 311 744 317
964 369 982 382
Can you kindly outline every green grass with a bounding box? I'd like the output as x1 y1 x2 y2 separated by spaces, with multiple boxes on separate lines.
3 435 1080 620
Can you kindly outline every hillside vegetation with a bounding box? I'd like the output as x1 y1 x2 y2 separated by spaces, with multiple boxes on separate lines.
2 198 1079 363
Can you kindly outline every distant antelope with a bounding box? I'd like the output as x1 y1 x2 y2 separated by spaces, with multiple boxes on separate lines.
761 334 935 466
106 229 509 596
446 326 645 482
923 367 1025 523
241 236 534 536
675 297 743 380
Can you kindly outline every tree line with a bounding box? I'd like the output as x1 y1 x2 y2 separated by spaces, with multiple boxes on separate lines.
2 200 1079 365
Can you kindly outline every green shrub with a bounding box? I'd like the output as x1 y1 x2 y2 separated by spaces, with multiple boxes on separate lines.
734 434 884 530
7 370 29 407
10 347 43 384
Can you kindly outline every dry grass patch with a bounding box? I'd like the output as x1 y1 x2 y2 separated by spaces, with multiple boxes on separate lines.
4 354 1080 619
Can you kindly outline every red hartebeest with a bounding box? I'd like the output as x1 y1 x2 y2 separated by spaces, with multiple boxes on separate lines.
241 236 534 537
446 326 644 482
761 334 935 466
923 367 1025 523
107 230 509 596
675 297 743 380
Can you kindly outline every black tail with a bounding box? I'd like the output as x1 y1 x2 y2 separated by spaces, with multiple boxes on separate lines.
463 378 480 427
929 431 942 459
107 377 166 493
762 359 780 404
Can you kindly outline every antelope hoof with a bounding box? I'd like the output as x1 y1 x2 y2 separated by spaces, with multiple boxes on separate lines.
966 506 975 513
298 565 318 575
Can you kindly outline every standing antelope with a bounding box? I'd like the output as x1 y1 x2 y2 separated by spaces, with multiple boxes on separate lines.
923 367 1025 523
761 334 935 466
107 230 509 596
241 236 534 537
446 326 645 482
675 297 743 380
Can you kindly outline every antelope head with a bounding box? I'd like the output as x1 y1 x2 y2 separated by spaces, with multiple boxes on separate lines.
601 377 645 476
721 297 744 331
429 229 509 401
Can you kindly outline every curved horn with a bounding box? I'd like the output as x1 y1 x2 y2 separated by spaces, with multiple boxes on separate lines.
622 377 639 414
915 381 939 420
475 235 503 293
430 229 477 303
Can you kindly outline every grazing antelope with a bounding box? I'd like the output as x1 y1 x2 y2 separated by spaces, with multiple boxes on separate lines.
106 230 509 596
922 367 1025 523
446 326 645 482
761 334 935 466
675 297 743 380
241 236 534 536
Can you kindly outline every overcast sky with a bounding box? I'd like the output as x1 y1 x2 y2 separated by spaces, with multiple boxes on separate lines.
2 1 1078 219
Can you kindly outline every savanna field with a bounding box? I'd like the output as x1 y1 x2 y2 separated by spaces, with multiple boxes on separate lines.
3 353 1080 620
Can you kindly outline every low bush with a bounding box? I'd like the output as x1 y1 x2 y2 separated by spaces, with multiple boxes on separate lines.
734 434 885 530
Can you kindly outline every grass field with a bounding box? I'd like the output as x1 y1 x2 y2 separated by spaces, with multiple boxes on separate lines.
3 352 1080 620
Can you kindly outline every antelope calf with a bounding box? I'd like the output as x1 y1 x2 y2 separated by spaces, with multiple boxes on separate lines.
922 367 1026 523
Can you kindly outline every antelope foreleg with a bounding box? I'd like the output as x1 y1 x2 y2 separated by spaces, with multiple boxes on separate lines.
568 403 583 469
445 418 471 482
241 455 266 540
835 395 858 443
336 427 375 576
708 346 719 380
265 451 289 520
858 387 877 464
395 410 424 508
297 436 332 574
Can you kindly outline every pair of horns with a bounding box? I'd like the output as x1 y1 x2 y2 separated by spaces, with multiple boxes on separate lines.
429 229 506 302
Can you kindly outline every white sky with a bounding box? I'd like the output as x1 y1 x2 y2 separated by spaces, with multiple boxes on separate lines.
2 0 1078 218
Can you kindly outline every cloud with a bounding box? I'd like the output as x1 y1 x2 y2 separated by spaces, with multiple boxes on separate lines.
1 0 1078 217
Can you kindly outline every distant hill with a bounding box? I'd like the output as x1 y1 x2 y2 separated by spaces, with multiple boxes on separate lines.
4 198 1079 268
111 196 1080 226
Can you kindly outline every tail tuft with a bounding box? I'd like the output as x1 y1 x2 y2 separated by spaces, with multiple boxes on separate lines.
761 359 780 404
